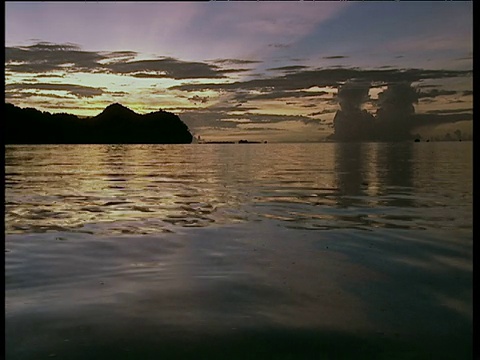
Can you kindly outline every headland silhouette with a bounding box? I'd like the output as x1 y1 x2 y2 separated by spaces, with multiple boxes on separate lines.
5 103 193 144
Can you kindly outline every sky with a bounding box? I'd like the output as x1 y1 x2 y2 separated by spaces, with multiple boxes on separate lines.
5 1 473 142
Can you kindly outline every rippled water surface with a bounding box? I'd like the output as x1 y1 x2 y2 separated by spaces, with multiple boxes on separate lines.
5 143 473 359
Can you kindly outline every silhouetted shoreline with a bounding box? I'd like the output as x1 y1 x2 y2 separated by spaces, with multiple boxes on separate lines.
5 103 193 144
198 140 267 144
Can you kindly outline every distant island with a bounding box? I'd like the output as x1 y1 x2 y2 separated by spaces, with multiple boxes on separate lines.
197 139 267 144
5 103 193 144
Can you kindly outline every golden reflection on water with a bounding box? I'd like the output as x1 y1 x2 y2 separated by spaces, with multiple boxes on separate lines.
5 142 473 235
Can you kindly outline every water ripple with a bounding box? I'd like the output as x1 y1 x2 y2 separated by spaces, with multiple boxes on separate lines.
5 143 473 235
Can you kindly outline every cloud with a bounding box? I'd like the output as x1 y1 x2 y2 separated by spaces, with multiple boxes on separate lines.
99 50 138 63
172 66 471 141
336 79 371 113
234 90 329 102
105 90 128 97
372 82 432 138
171 67 471 93
417 89 458 98
237 127 285 132
5 91 72 100
6 42 249 80
220 118 252 124
210 59 262 65
267 65 310 72
217 68 253 75
268 43 290 49
9 42 470 93
189 95 209 104
308 109 336 117
33 73 67 79
424 108 473 115
329 80 376 141
412 113 472 127
5 42 104 73
323 55 349 59
179 106 319 135
5 82 105 98
105 57 227 79
328 80 472 142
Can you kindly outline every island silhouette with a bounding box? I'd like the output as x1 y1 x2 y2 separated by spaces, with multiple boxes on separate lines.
5 103 193 144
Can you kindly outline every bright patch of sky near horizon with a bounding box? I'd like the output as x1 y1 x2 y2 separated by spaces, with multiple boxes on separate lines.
5 1 473 142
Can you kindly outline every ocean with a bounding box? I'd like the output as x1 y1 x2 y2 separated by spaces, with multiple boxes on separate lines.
5 142 473 359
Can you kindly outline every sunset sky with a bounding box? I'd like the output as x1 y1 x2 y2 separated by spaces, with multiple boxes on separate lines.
5 1 473 142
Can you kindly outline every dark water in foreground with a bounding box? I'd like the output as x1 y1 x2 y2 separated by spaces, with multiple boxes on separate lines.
5 142 473 359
